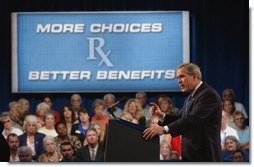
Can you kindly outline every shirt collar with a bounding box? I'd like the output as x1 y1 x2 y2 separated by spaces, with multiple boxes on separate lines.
191 81 203 97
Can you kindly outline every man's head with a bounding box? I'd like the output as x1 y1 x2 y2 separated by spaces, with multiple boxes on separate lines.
70 94 82 110
135 92 148 108
86 128 99 147
18 146 33 162
60 142 75 160
7 133 20 153
176 63 202 93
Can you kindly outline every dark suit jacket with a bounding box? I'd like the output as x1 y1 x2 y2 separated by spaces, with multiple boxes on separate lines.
19 132 46 160
162 83 222 162
0 122 10 162
75 144 104 162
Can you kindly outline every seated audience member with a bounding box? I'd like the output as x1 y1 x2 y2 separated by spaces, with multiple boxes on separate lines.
222 135 249 162
43 94 61 123
71 108 92 145
233 149 247 162
18 98 30 121
92 122 106 146
19 115 45 161
222 88 248 118
158 95 177 116
0 112 23 139
91 99 109 131
35 102 51 128
233 111 249 150
70 94 83 121
160 140 171 161
0 121 10 162
223 99 237 128
60 105 77 134
122 98 145 126
38 136 62 162
170 150 180 161
7 133 20 162
103 93 123 118
150 116 182 159
221 110 239 151
54 121 81 152
17 146 34 162
75 128 104 162
8 101 23 129
135 92 152 126
60 142 76 162
38 111 58 137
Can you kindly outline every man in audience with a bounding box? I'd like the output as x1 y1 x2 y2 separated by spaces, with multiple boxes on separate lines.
60 142 76 162
75 128 104 162
7 133 20 162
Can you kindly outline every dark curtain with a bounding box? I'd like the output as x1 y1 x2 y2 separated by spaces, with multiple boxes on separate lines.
0 0 249 115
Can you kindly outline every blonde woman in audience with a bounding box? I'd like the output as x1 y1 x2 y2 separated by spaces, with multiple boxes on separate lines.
122 98 145 126
38 136 62 162
92 122 106 146
38 111 58 137
9 101 23 129
19 115 45 161
160 140 171 161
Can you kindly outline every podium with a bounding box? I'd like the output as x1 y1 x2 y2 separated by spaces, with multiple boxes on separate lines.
104 119 160 162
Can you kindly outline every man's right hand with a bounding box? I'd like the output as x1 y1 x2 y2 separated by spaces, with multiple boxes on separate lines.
150 102 165 119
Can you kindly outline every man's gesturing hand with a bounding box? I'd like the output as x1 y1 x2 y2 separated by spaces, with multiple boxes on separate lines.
143 123 165 140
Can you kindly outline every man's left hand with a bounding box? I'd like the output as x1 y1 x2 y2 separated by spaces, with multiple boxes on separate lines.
143 123 165 140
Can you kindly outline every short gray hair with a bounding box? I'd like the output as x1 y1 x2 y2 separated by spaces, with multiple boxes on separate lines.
177 63 202 80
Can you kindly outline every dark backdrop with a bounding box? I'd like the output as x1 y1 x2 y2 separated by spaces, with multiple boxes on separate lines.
0 0 249 116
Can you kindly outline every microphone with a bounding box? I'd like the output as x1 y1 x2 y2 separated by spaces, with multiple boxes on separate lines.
107 96 128 118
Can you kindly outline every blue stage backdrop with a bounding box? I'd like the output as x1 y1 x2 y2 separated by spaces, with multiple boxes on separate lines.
12 11 189 93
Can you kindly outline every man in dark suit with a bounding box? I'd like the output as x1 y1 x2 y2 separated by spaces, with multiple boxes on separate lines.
143 63 222 162
75 127 104 162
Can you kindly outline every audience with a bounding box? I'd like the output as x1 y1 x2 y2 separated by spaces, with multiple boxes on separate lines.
0 91 249 162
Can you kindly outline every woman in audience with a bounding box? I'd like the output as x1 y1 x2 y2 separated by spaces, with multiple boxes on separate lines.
19 115 45 161
233 111 249 150
71 108 92 145
35 102 51 128
38 111 58 137
222 135 249 162
122 98 145 126
60 105 77 134
0 112 23 139
38 136 62 162
160 140 171 161
92 122 106 146
54 121 81 152
91 99 109 131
